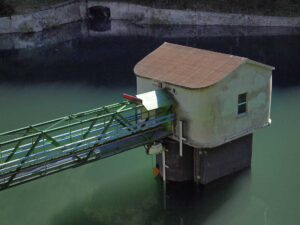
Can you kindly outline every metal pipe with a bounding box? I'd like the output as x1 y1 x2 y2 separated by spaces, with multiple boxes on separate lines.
179 120 183 157
162 150 166 182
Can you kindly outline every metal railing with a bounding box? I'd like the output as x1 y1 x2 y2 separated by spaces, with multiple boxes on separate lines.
0 101 174 190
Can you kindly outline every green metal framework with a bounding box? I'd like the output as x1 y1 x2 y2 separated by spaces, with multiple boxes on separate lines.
0 101 174 191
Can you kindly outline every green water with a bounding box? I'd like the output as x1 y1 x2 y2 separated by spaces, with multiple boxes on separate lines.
0 83 299 225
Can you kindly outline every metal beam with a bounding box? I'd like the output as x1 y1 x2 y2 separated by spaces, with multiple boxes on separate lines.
0 99 175 191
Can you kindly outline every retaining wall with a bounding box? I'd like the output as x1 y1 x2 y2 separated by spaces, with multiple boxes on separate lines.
94 1 300 27
0 0 87 34
0 0 299 34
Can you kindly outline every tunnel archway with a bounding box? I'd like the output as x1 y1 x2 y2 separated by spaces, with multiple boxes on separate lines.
88 6 111 20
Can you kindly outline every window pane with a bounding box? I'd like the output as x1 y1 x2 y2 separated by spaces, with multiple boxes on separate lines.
238 104 247 114
238 93 247 104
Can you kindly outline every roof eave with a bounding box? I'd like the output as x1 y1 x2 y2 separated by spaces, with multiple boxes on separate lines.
246 59 275 70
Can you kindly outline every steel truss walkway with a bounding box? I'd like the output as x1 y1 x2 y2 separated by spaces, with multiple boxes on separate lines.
0 99 174 191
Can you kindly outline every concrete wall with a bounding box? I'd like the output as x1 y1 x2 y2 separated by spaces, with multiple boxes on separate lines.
156 134 253 183
137 76 217 148
1 20 300 50
93 1 300 27
156 138 194 182
0 0 86 34
0 21 87 49
1 0 299 34
211 62 272 145
136 61 272 148
196 134 253 184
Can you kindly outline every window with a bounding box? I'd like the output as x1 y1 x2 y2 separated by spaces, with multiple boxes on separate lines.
237 93 247 116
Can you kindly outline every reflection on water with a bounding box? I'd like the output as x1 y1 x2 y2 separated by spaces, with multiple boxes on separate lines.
0 21 299 87
0 23 299 225
51 170 251 225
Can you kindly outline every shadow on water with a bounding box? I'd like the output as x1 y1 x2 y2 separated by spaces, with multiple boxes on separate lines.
51 169 251 225
0 20 299 88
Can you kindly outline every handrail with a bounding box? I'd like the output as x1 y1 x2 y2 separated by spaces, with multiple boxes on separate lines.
0 99 174 190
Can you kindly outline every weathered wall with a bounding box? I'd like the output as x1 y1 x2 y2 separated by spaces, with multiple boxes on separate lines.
93 1 300 27
211 62 272 145
0 21 88 49
156 138 194 182
137 76 217 148
136 61 272 148
1 20 300 50
196 134 253 184
155 134 253 183
0 0 87 34
0 0 300 34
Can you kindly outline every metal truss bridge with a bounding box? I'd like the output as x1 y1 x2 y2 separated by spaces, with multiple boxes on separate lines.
0 91 174 191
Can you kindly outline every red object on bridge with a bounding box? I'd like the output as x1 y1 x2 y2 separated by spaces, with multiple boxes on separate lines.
122 93 143 104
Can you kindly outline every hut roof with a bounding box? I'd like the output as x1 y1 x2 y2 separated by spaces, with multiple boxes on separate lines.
134 42 274 89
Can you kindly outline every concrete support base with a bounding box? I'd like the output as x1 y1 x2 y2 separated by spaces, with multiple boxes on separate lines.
156 134 253 184
195 134 253 184
156 138 194 182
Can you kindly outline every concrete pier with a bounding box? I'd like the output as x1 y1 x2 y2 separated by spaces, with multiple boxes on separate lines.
156 138 194 182
195 134 253 184
156 134 253 184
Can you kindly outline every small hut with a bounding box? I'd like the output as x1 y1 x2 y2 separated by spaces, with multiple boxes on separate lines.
134 42 273 183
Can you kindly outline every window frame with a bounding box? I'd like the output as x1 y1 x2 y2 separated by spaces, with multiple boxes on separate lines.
237 92 248 117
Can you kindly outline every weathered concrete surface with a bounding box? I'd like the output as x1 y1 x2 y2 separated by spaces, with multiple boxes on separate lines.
3 20 299 50
88 20 300 38
156 134 252 184
94 1 300 27
196 134 253 184
1 0 300 34
0 22 87 49
136 55 271 148
156 138 194 182
0 17 11 34
0 0 86 34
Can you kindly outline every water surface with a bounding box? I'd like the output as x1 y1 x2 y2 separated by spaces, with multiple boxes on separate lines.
0 22 299 225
